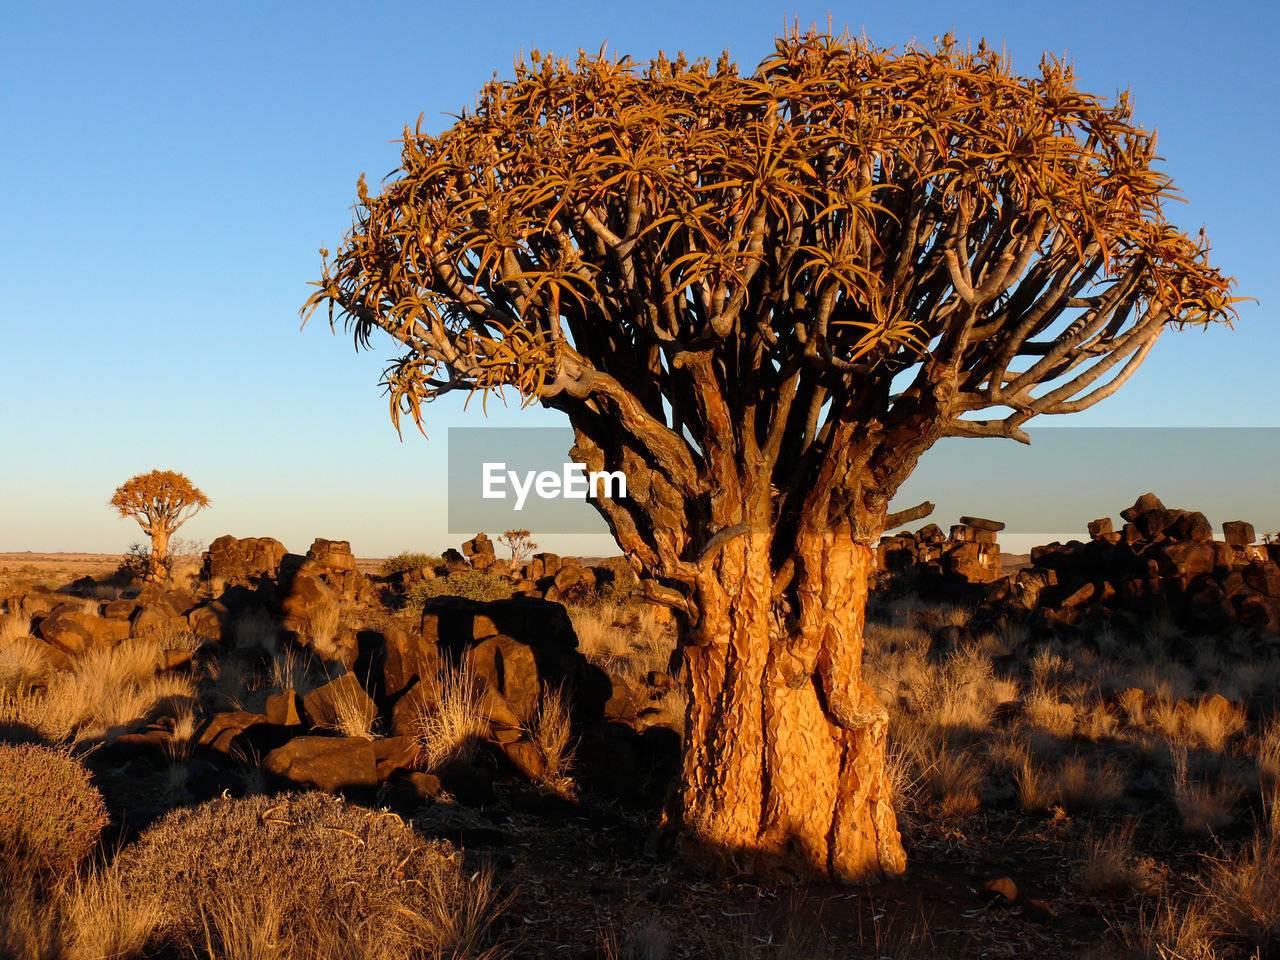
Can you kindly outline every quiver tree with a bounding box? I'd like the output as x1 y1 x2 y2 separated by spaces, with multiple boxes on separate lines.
305 29 1237 880
109 470 210 582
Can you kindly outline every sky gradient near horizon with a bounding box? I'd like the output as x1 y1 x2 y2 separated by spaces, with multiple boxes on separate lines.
2 0 1277 558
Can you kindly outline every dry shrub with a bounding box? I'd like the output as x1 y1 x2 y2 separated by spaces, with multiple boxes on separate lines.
1258 719 1280 794
1049 755 1126 811
110 792 505 958
0 743 108 873
1200 828 1280 952
570 601 672 682
1122 898 1218 960
417 667 490 770
63 865 164 960
916 739 982 818
303 601 341 660
1174 749 1242 835
1181 698 1247 752
528 685 574 786
1076 821 1162 897
0 615 32 646
1024 686 1076 738
0 640 49 691
322 673 377 740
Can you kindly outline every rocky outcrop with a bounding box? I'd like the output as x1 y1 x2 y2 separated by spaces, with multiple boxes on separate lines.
985 494 1280 634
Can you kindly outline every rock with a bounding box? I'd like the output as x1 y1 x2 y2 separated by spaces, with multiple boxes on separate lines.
1137 509 1175 539
604 673 638 720
130 604 181 639
37 605 130 654
163 649 195 671
264 690 303 727
980 877 1018 903
103 599 140 621
1152 541 1216 578
1022 898 1054 923
1087 518 1113 539
301 674 376 733
1059 582 1095 608
389 684 435 739
466 635 541 721
1238 595 1280 632
18 588 60 619
187 602 230 642
381 624 441 703
462 533 496 559
1173 511 1214 542
197 711 269 757
281 571 337 634
205 535 288 582
307 538 356 573
1244 562 1280 599
575 723 641 798
388 771 443 808
373 736 421 780
435 758 495 806
945 541 1002 583
1223 521 1257 547
262 736 377 796
502 739 546 780
1120 493 1165 522
959 516 1005 532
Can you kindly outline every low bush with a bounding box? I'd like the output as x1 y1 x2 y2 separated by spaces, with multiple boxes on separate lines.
0 743 109 873
380 552 444 577
110 792 505 956
405 572 513 608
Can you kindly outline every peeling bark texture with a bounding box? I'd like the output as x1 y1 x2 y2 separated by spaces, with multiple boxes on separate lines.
681 522 904 881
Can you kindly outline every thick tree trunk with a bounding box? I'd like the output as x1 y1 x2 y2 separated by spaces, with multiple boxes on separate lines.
679 522 905 881
148 527 170 583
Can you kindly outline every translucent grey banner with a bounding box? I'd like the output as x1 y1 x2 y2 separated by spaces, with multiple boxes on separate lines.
448 427 614 535
448 426 1280 538
892 427 1280 536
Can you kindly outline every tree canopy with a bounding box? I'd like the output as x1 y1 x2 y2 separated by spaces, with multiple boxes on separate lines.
110 470 210 543
306 29 1236 583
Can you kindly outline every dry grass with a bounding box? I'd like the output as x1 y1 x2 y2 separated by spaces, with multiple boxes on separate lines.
1076 821 1163 897
0 640 50 691
107 792 507 959
325 672 377 740
416 666 491 770
528 685 575 789
304 600 341 660
914 739 983 818
1122 898 1219 960
0 640 194 745
1174 749 1243 835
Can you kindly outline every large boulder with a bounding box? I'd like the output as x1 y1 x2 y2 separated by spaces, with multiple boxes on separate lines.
37 604 130 654
262 736 377 796
205 536 288 583
301 673 376 734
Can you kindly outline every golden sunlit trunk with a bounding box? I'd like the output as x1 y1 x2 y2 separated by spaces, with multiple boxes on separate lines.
679 523 905 881
148 527 170 583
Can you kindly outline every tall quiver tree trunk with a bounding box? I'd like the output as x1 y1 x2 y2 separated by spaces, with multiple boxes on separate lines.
680 509 904 880
148 526 170 583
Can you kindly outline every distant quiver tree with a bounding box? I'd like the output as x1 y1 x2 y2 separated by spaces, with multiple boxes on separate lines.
109 470 210 582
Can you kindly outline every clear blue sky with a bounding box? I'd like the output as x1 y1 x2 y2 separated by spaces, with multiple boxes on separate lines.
1 0 1276 557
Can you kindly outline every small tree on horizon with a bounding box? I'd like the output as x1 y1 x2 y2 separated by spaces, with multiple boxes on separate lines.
499 529 538 564
109 470 210 582
306 28 1238 881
